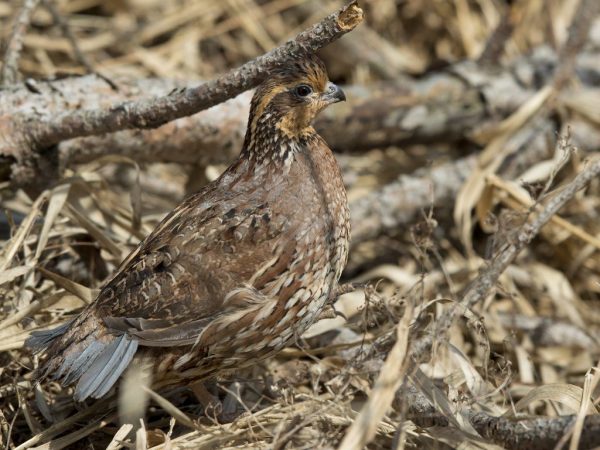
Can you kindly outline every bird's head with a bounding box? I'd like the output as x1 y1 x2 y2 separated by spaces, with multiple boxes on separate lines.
247 55 345 142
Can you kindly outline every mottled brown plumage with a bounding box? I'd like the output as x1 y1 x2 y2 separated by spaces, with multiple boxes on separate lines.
28 55 350 401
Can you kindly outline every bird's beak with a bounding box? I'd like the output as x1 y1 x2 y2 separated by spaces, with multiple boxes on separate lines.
322 82 346 104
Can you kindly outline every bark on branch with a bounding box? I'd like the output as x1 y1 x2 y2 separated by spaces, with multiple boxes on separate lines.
350 155 478 244
398 385 600 449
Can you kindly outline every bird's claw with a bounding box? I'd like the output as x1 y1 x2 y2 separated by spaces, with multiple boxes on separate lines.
318 304 347 321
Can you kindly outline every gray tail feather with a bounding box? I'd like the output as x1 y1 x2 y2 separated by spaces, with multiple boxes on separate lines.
72 335 138 401
26 321 73 353
27 322 139 402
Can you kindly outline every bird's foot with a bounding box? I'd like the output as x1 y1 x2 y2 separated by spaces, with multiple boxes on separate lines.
190 381 223 421
317 303 347 321
191 381 245 423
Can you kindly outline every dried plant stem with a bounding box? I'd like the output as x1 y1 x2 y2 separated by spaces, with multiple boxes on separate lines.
476 3 516 65
0 0 41 85
338 301 413 450
25 412 118 450
13 398 113 450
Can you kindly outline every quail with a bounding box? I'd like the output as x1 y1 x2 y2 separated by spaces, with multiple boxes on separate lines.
28 54 350 401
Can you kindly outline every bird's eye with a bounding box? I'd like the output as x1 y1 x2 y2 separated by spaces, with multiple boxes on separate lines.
294 84 313 97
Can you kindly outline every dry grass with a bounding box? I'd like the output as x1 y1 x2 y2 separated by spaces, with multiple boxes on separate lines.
1 0 600 449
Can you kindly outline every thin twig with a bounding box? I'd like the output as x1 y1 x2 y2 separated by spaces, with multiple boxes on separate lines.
41 0 118 90
22 1 362 148
0 0 42 85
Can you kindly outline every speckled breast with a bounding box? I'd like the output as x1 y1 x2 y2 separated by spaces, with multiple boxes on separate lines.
157 136 350 383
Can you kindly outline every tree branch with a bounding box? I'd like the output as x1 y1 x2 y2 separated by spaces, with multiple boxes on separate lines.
19 1 362 149
397 385 600 449
350 155 478 244
470 412 600 450
41 0 116 90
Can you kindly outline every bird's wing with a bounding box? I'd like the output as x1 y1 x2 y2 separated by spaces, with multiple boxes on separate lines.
29 185 295 400
92 185 293 347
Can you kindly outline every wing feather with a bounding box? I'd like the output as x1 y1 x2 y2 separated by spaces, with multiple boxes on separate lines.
91 186 290 347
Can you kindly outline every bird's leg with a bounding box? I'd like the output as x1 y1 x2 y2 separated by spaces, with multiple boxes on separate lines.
190 381 222 420
317 282 363 321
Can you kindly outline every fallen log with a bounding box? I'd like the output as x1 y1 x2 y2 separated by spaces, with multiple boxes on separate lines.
1 46 599 188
